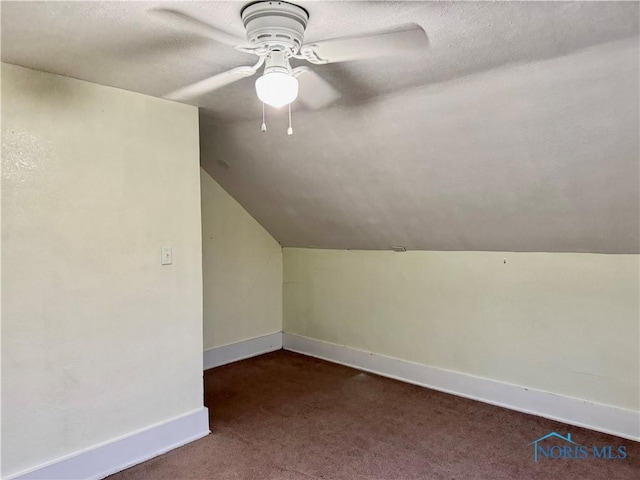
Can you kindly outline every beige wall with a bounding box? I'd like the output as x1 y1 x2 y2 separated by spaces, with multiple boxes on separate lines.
201 169 282 350
283 248 640 411
1 64 204 477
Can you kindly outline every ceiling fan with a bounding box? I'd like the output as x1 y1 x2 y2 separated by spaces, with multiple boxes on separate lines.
152 1 429 132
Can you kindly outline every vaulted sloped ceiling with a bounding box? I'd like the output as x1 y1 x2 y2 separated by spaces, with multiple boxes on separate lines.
3 1 639 253
202 36 639 253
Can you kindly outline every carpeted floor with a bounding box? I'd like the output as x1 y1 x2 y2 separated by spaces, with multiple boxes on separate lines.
108 350 638 479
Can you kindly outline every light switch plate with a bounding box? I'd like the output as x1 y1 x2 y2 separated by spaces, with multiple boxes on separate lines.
161 247 173 265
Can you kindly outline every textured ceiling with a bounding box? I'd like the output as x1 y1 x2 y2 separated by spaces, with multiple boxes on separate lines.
2 1 639 253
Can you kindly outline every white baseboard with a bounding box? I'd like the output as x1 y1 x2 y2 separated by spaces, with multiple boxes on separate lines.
11 408 210 480
283 333 640 442
203 332 283 370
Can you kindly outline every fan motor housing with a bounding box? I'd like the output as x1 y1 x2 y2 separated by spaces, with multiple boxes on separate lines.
241 1 309 54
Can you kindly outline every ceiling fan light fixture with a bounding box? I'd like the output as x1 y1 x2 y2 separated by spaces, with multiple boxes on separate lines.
255 71 299 108
157 1 429 127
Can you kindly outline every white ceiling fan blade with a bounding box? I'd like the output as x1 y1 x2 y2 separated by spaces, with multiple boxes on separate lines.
150 9 249 48
300 25 428 64
293 67 341 110
165 66 257 101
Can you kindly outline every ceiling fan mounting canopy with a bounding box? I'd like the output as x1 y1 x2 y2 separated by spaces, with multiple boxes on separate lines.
241 1 309 55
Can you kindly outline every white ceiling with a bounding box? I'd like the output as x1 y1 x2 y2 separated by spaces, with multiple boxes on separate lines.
3 1 639 253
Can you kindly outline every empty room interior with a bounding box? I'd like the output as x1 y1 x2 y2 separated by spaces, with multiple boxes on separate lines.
1 1 639 479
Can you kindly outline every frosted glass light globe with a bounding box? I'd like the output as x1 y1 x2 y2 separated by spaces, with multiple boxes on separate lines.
255 72 299 108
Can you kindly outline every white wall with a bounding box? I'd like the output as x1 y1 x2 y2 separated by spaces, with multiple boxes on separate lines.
201 169 282 351
1 64 204 478
283 248 640 412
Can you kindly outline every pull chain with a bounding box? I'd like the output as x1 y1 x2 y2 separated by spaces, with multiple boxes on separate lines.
261 102 267 133
287 103 293 136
